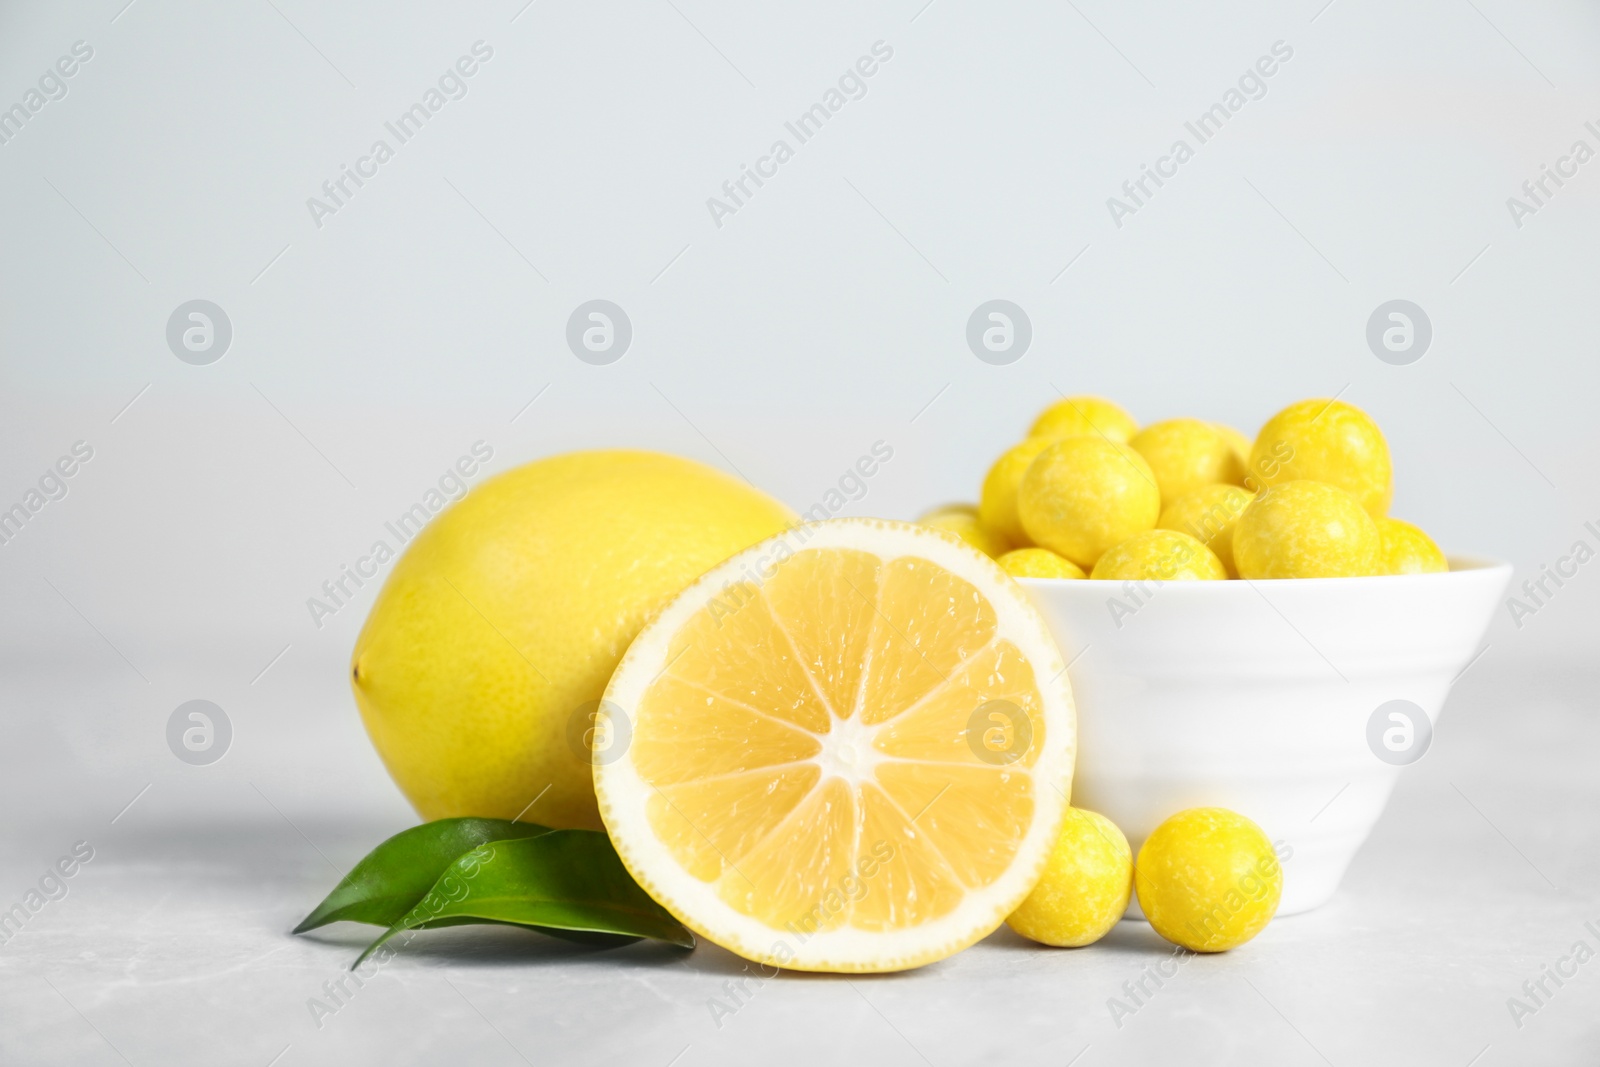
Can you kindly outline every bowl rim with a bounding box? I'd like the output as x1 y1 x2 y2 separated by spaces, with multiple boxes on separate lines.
1015 555 1512 589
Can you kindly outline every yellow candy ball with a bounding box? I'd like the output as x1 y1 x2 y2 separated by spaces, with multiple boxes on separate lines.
1018 437 1161 569
917 502 979 523
1007 808 1133 948
1214 423 1253 476
1090 530 1227 582
997 547 1087 580
1157 484 1255 578
1129 418 1248 507
1249 398 1393 517
1135 807 1282 953
1028 396 1139 443
1376 517 1448 575
919 509 1010 558
1232 480 1381 579
979 438 1054 546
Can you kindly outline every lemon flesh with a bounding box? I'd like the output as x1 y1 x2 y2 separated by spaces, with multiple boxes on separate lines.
595 518 1076 972
350 450 795 830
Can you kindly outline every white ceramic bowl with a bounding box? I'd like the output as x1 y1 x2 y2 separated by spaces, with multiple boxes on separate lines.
1021 558 1510 916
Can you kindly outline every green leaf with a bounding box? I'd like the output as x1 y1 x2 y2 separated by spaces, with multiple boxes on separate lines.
352 830 694 967
409 916 640 949
294 818 553 934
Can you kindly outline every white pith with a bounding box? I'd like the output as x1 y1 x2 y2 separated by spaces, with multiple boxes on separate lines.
594 518 1077 973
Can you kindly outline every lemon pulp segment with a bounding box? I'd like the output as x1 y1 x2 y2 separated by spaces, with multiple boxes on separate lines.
596 519 1075 972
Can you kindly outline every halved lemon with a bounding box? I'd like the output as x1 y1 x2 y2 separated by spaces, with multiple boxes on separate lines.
594 518 1076 972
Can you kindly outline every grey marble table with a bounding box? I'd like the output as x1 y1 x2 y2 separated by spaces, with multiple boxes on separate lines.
1 651 1595 1066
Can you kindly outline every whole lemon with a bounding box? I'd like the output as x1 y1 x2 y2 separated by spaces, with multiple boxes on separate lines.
1090 530 1226 582
1157 484 1254 578
1007 808 1133 947
1376 517 1448 575
1018 437 1160 569
1028 396 1139 443
997 547 1086 579
351 451 795 830
979 437 1054 546
1232 480 1381 579
1135 807 1282 952
1129 418 1247 506
1248 399 1393 517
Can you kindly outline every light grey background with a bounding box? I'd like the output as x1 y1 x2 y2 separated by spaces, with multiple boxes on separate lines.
1 1 1596 1064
